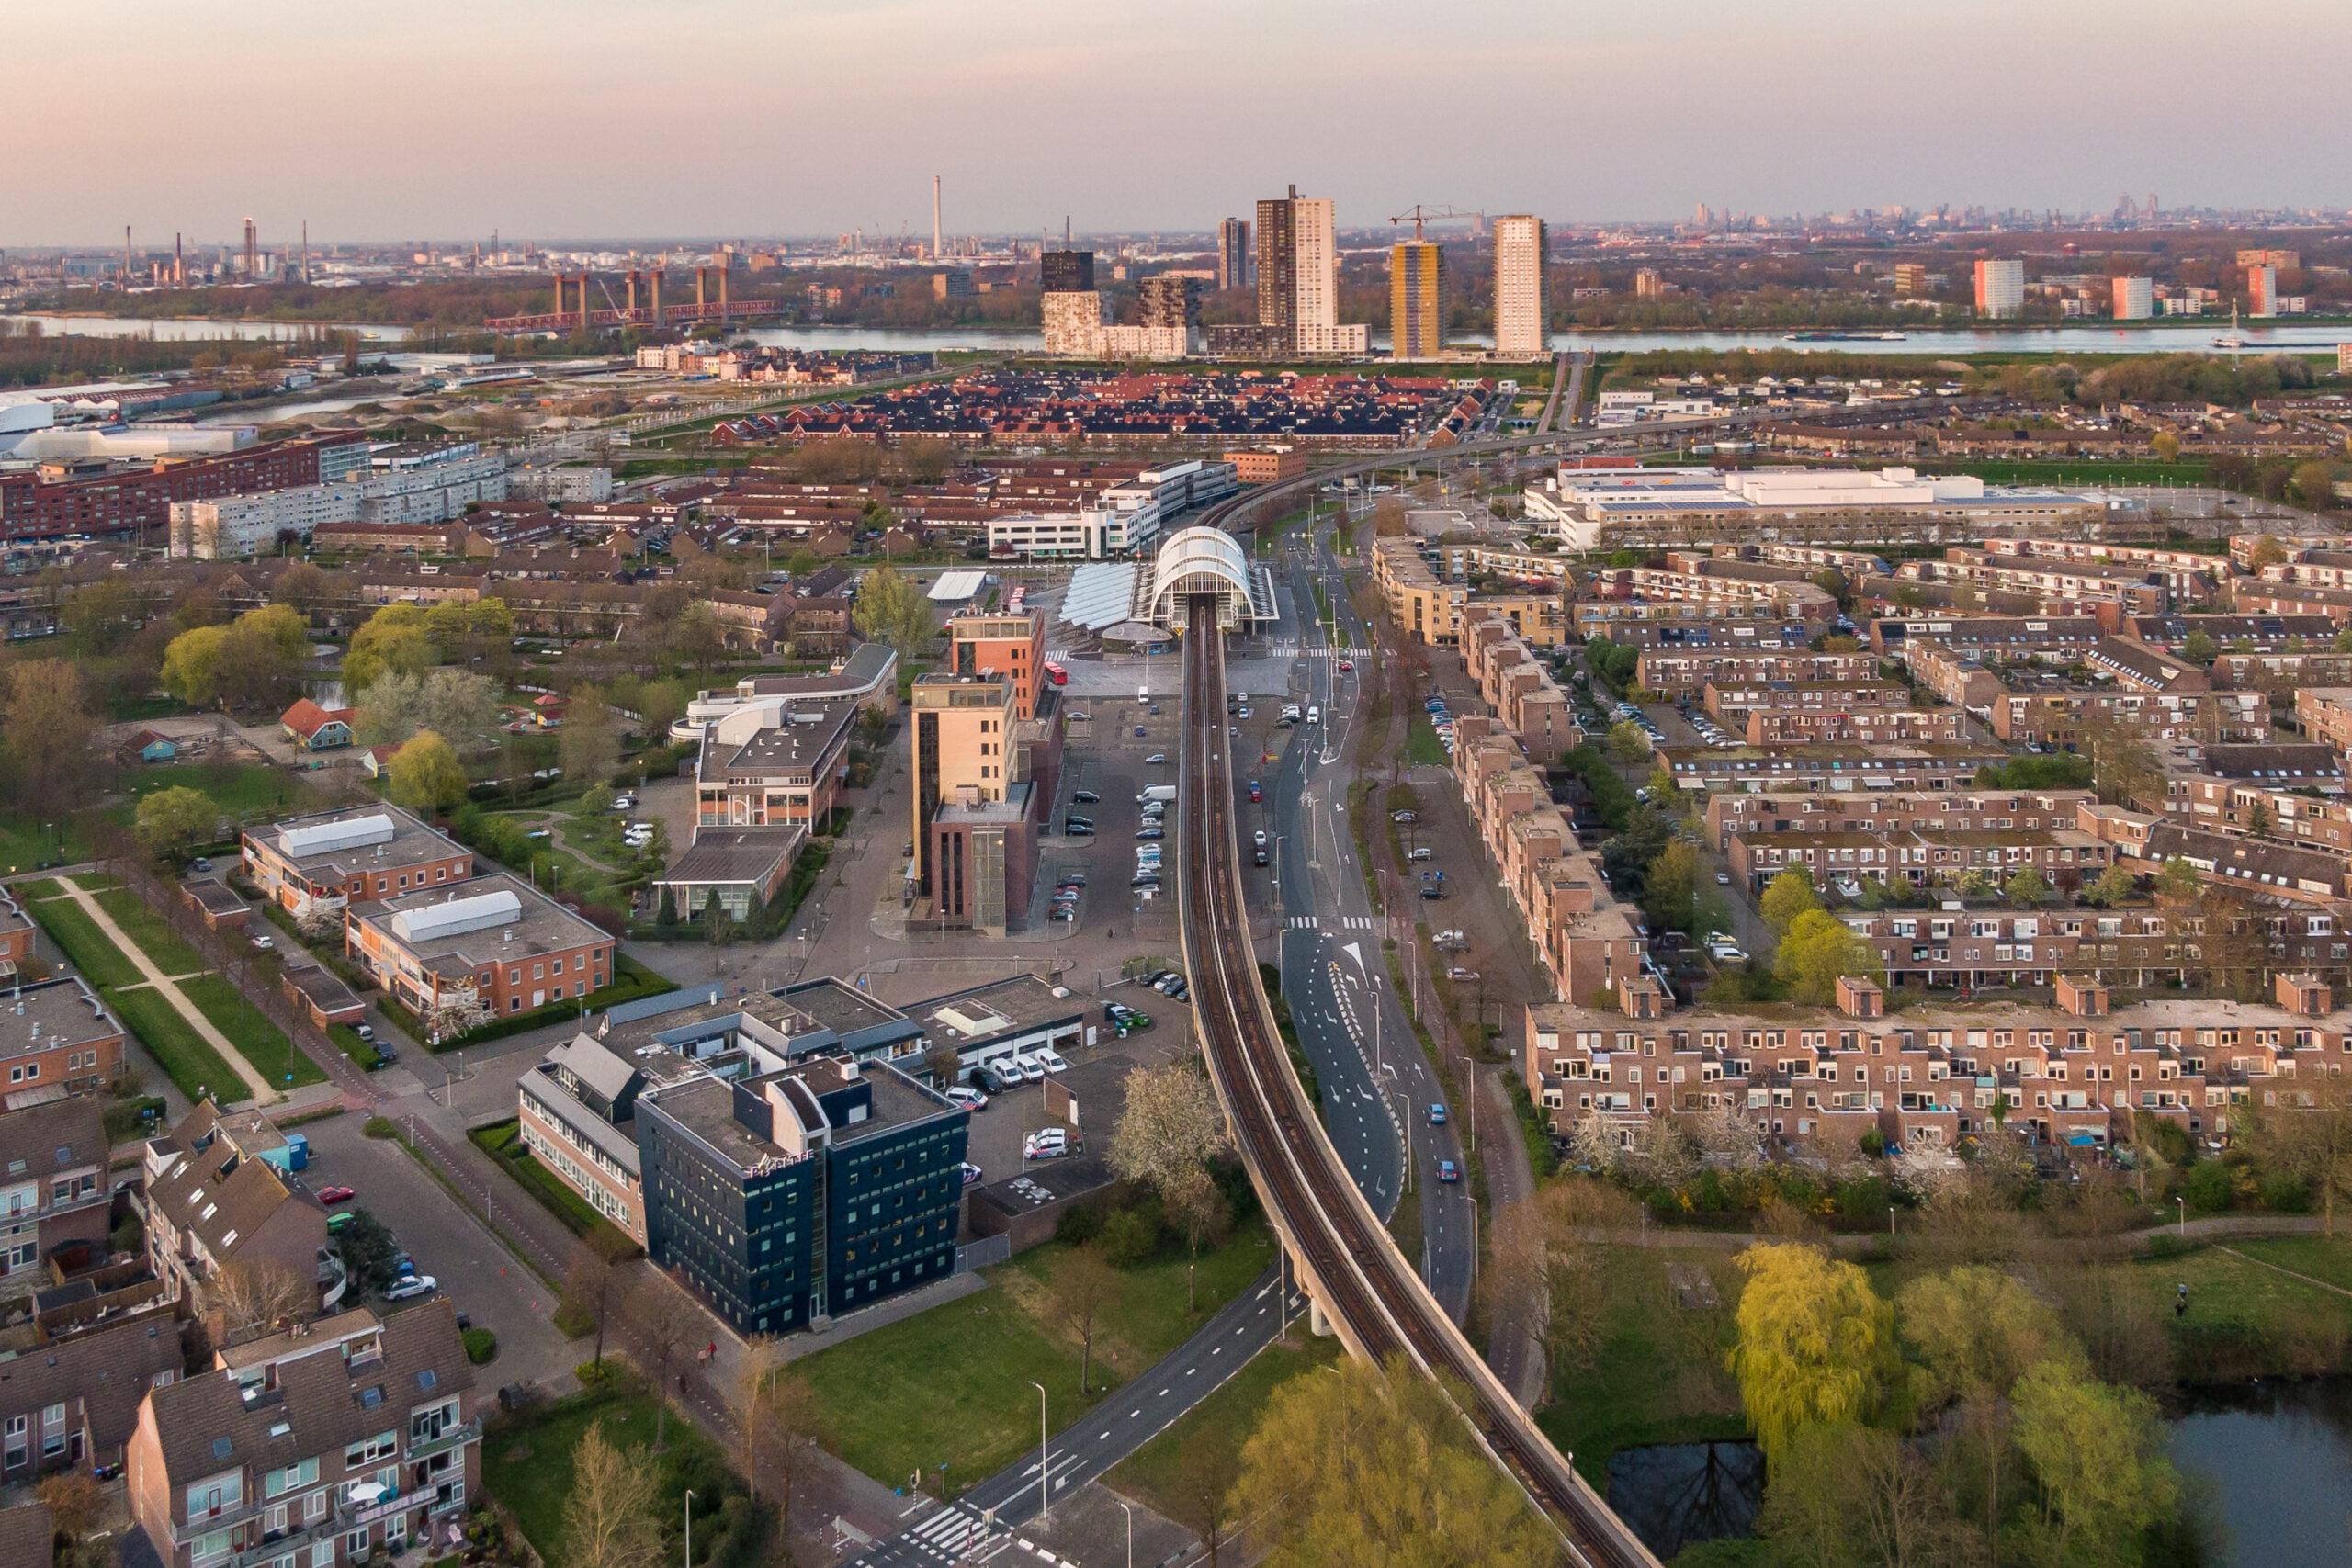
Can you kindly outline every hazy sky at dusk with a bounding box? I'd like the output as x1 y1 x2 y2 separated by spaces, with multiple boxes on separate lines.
17 0 2352 247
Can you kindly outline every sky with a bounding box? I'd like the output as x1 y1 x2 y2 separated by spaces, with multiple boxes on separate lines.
16 0 2352 248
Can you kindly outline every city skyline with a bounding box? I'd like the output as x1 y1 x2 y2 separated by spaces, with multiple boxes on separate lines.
12 0 2352 248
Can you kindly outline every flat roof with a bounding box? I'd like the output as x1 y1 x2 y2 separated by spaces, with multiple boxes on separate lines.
248 804 462 881
353 871 604 974
780 976 908 1040
910 973 1080 1043
0 978 120 1063
658 828 804 888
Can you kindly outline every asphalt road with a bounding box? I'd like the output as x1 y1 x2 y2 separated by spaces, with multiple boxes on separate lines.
843 1270 1306 1567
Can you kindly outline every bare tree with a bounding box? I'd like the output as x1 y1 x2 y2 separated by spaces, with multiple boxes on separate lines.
566 1420 663 1568
732 1335 813 1527
207 1260 314 1345
625 1272 694 1452
2247 1072 2352 1236
561 1244 618 1369
1167 1425 1240 1567
1162 1165 1232 1313
1049 1245 1118 1394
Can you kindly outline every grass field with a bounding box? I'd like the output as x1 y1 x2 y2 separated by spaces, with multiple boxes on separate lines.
21 889 143 987
1406 710 1450 768
0 818 87 874
2228 1234 2352 1292
178 974 323 1089
1914 457 2212 487
797 1224 1278 1492
105 985 253 1105
1105 1334 1340 1518
92 889 208 976
481 1382 730 1565
108 761 314 828
1534 1246 1748 1484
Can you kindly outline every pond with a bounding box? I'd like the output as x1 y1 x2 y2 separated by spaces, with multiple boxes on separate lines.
1606 1439 1764 1559
1605 1381 2352 1565
2169 1378 2352 1567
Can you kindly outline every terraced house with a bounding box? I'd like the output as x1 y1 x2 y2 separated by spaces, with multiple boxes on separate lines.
1524 970 2346 1155
127 1303 479 1568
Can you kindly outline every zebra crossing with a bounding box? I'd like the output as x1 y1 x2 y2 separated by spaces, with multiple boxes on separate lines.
1287 914 1375 932
1254 640 1362 660
895 1502 1004 1562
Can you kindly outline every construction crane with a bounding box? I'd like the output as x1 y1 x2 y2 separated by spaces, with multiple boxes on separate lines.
1387 204 1477 241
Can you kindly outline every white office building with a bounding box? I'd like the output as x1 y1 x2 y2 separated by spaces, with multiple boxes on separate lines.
168 444 507 559
1492 216 1550 358
2112 276 2153 321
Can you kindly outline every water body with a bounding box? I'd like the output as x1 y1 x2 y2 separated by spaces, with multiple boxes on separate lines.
2170 1379 2352 1566
5 312 413 344
13 312 2348 358
1606 1440 1764 1558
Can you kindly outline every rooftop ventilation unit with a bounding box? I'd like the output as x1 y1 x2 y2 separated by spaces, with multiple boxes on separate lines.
279 814 397 859
389 889 522 945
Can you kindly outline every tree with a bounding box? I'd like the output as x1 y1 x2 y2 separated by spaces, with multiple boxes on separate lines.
1605 719 1650 767
2011 1360 2178 1563
0 659 101 823
160 624 233 706
2154 856 2202 902
2245 1072 2352 1236
1166 1424 1241 1568
562 1244 619 1369
2082 863 2138 908
423 596 513 660
386 731 469 813
272 559 334 615
160 606 306 715
135 785 220 862
62 576 144 657
2246 533 2288 572
1687 1101 1765 1170
1049 1245 1117 1393
1775 908 1885 1007
1643 840 1704 933
2078 710 2162 808
731 1334 811 1517
357 667 498 750
560 685 622 789
334 1209 401 1294
1108 1062 1231 1195
853 564 934 659
1230 1353 1557 1568
624 1275 695 1453
2247 797 2274 839
37 1470 105 1551
1759 868 1823 934
1726 1242 1897 1465
343 604 435 693
206 1259 315 1344
2181 628 2217 666
2151 431 2181 463
1761 1421 1968 1568
421 993 492 1043
1162 1164 1232 1311
666 602 728 674
565 1420 664 1568
2003 866 2051 907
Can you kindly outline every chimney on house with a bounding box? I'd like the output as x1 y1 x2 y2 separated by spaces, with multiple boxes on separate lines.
1616 974 1668 1021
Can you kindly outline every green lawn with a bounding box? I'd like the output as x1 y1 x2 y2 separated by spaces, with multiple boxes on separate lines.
1915 457 2211 488
92 889 208 976
105 985 253 1106
2229 1234 2352 1292
798 1224 1278 1492
2143 1242 2352 1341
22 889 143 987
179 974 324 1089
1407 710 1449 768
0 818 86 874
1106 1334 1340 1518
110 761 313 826
481 1382 733 1566
1535 1246 1748 1484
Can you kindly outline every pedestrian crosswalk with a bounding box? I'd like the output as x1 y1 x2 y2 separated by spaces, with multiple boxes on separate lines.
1286 914 1375 931
1253 641 1363 661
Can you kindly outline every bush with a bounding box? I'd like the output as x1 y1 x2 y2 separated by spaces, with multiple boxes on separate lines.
1054 1204 1104 1246
363 1115 399 1140
575 1359 616 1384
1099 1201 1167 1268
2182 1157 2238 1213
2256 1174 2312 1213
462 1327 499 1365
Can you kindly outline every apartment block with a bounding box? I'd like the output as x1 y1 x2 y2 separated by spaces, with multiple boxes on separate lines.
141 1101 333 1322
126 1303 479 1568
947 611 1046 721
1374 537 1467 645
346 874 614 1021
1575 612 1820 649
1868 615 2107 659
1459 607 1579 764
1523 969 2343 1153
0 976 126 1107
1982 536 2224 601
1490 216 1549 358
1740 706 1973 747
1704 788 2098 852
241 807 472 920
1702 679 1910 724
1390 242 1445 359
0 1304 183 1485
0 1097 111 1299
1974 257 2026 318
1637 649 1884 695
910 672 1060 934
1658 742 2011 795
1727 823 2112 893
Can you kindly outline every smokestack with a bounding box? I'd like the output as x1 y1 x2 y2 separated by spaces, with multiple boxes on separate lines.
932 175 943 261
1064 215 1071 245
650 268 662 324
300 220 308 283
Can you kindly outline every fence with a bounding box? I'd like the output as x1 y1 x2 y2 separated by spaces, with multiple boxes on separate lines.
956 1235 1012 1274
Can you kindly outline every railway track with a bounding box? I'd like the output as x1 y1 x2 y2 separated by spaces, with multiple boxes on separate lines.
1175 598 1658 1567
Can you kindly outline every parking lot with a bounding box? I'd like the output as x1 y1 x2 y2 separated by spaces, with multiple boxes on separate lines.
954 992 1193 1199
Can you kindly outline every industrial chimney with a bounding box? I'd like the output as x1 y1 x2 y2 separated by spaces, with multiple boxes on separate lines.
932 175 943 261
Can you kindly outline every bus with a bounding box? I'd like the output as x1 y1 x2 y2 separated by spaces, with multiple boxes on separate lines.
1043 660 1069 687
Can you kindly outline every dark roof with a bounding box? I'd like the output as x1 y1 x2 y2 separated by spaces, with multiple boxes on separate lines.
0 1310 184 1470
0 1095 106 1177
143 1301 472 1493
0 1502 48 1568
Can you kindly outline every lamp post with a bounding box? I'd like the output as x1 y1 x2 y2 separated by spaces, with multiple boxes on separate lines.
2177 1195 2187 1237
1028 1381 1050 1523
1117 1500 1135 1568
683 1489 695 1568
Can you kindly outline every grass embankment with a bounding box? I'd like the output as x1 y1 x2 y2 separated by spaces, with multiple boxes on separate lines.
797 1225 1277 1492
178 974 323 1089
1406 710 1449 768
1106 1335 1341 1516
103 987 251 1106
482 1380 744 1565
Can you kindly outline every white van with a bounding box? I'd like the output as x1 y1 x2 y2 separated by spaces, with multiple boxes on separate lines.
1306 705 1321 725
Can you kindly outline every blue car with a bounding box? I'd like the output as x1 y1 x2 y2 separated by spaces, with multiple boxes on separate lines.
1437 1158 1460 1184
1428 1103 1448 1125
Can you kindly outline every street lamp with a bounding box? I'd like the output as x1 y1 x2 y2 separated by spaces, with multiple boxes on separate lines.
683 1490 695 1568
1117 1499 1135 1568
1028 1381 1050 1523
2177 1195 2187 1236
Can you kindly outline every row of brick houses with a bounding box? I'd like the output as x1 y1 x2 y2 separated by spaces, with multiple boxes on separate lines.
1524 968 2348 1156
1459 606 1580 765
1452 714 1640 1006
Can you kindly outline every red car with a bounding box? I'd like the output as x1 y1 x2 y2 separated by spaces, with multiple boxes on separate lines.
317 1186 356 1204
1339 660 1354 673
1248 779 1262 803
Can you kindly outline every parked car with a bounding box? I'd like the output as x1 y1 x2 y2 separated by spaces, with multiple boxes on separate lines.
1136 827 1164 840
1072 789 1101 805
1249 779 1262 802
1716 871 1733 886
251 934 275 951
1145 753 1168 765
1048 907 1077 922
1446 967 1480 982
1408 847 1432 861
1023 1128 1075 1160
1419 886 1446 900
317 1185 356 1204
1253 829 1268 848
1392 810 1417 824
383 1275 438 1302
944 1086 987 1111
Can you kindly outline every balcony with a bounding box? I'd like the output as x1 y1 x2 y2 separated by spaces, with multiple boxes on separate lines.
407 1419 481 1465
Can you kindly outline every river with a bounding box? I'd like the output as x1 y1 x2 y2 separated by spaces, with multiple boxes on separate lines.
11 311 2349 359
1604 1379 2352 1564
